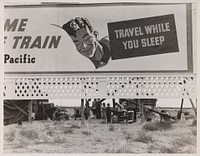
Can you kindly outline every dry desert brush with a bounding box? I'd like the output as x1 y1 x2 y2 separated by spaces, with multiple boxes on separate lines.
142 121 172 131
134 131 154 144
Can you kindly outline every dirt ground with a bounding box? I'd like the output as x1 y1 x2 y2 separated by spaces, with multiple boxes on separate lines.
4 109 197 154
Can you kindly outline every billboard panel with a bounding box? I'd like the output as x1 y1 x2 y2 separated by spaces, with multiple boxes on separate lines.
4 4 192 73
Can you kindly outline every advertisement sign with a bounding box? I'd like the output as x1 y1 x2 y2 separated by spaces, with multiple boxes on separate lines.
108 14 179 60
4 4 191 73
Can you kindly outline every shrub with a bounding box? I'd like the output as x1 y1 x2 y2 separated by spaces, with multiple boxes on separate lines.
104 139 133 153
4 129 16 142
15 138 29 148
46 130 54 137
94 136 102 142
191 119 197 126
171 137 194 148
142 122 159 131
82 130 91 135
183 111 190 116
142 121 172 131
124 133 133 140
159 145 177 153
63 128 73 134
134 131 153 143
53 120 64 125
191 129 197 136
105 147 133 153
70 124 80 129
53 135 66 144
109 125 115 131
19 129 38 140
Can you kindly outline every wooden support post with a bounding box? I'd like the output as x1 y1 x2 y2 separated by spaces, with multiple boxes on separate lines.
189 99 197 115
28 100 33 122
139 99 144 123
112 99 116 108
178 99 184 120
81 99 85 125
41 100 46 120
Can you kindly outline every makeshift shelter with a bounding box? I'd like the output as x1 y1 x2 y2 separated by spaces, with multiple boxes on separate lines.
4 100 30 125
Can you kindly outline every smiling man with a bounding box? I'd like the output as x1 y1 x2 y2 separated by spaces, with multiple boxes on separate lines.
62 17 111 69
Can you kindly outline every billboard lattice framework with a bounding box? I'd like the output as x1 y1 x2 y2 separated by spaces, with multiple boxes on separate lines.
4 75 196 99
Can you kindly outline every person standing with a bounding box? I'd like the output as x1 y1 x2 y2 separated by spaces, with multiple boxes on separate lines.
106 103 112 123
96 101 101 119
101 103 107 123
84 102 90 120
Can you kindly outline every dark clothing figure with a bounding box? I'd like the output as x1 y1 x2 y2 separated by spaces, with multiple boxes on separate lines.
84 107 90 120
96 103 101 119
101 104 107 123
74 108 81 119
106 104 112 123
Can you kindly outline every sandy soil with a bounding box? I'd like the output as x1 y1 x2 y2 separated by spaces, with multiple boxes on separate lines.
4 109 197 154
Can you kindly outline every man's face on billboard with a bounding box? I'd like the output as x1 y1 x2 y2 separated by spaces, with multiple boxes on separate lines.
70 26 98 58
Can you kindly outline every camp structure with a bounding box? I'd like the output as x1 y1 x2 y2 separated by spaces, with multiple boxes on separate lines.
4 99 49 125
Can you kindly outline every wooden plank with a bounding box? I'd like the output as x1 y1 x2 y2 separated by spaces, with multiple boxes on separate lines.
178 99 184 119
81 99 85 125
28 101 33 122
4 103 16 110
10 101 28 116
189 99 197 115
112 99 116 108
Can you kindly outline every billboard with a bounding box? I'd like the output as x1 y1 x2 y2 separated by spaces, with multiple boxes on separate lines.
4 3 192 73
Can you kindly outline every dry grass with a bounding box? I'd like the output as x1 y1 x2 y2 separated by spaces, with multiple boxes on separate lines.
19 129 39 140
3 111 197 154
142 121 172 131
82 129 92 135
104 139 133 153
171 136 195 148
124 132 133 140
4 129 16 142
53 135 66 144
63 128 73 134
159 145 177 153
134 131 154 143
70 123 80 129
108 125 115 131
191 128 197 136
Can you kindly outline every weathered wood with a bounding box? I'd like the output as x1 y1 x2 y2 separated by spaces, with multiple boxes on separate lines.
97 98 106 103
28 100 33 122
177 99 184 119
189 99 197 115
4 103 16 110
41 100 46 120
112 99 116 108
81 99 85 125
10 101 28 116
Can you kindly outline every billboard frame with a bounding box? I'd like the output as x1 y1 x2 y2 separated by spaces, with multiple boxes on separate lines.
4 2 194 75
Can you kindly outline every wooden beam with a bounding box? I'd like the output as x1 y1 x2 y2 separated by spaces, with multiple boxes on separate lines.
10 101 28 116
97 98 106 103
81 99 85 125
4 103 16 110
28 100 33 122
41 100 46 120
189 99 197 115
112 99 116 108
178 99 184 120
